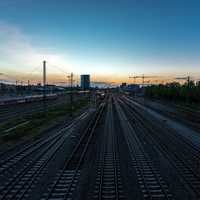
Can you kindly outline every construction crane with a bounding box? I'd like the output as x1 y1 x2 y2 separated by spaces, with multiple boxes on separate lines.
129 74 159 86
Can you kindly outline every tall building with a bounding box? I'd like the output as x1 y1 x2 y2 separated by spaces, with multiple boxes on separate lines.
80 74 90 90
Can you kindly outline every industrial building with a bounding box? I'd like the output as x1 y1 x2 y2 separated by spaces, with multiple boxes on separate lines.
80 75 90 90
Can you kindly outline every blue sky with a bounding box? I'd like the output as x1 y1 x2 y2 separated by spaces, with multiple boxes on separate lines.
0 0 200 84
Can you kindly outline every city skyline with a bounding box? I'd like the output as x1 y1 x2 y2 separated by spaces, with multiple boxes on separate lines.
0 0 200 85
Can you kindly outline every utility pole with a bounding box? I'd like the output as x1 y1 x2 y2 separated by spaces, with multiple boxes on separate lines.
27 80 31 95
76 74 79 87
187 76 190 88
15 81 18 95
68 73 74 117
43 61 47 112
142 74 144 87
43 60 46 100
129 75 136 98
142 74 145 106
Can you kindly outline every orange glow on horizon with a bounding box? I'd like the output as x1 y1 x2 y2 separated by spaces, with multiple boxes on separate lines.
0 71 196 86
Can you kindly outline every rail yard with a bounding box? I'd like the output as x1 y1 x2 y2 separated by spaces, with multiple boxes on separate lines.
0 92 199 200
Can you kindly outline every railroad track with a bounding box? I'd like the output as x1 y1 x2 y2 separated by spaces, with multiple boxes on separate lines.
0 97 69 123
0 112 88 175
120 97 200 198
0 121 68 161
0 134 68 200
127 96 200 130
0 111 89 200
41 102 105 200
115 98 173 200
121 96 200 166
124 96 200 147
153 98 200 120
93 97 124 200
0 133 62 174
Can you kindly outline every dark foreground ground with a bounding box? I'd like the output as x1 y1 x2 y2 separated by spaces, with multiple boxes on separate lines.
0 93 200 200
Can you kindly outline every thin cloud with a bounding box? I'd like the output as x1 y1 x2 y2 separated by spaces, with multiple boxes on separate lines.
0 21 71 77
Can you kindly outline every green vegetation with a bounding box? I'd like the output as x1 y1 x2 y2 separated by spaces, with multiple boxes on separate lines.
0 98 89 142
145 81 200 108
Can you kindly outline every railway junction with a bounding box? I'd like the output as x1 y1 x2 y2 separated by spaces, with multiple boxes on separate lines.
0 92 200 200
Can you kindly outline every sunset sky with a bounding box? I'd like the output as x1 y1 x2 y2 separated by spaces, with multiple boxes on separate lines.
0 0 200 85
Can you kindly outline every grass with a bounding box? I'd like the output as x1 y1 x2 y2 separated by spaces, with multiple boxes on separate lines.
0 98 89 142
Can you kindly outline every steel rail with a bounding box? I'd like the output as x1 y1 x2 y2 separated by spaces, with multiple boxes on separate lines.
0 113 84 173
43 102 105 200
115 98 172 200
96 97 120 200
0 112 88 200
121 97 200 197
